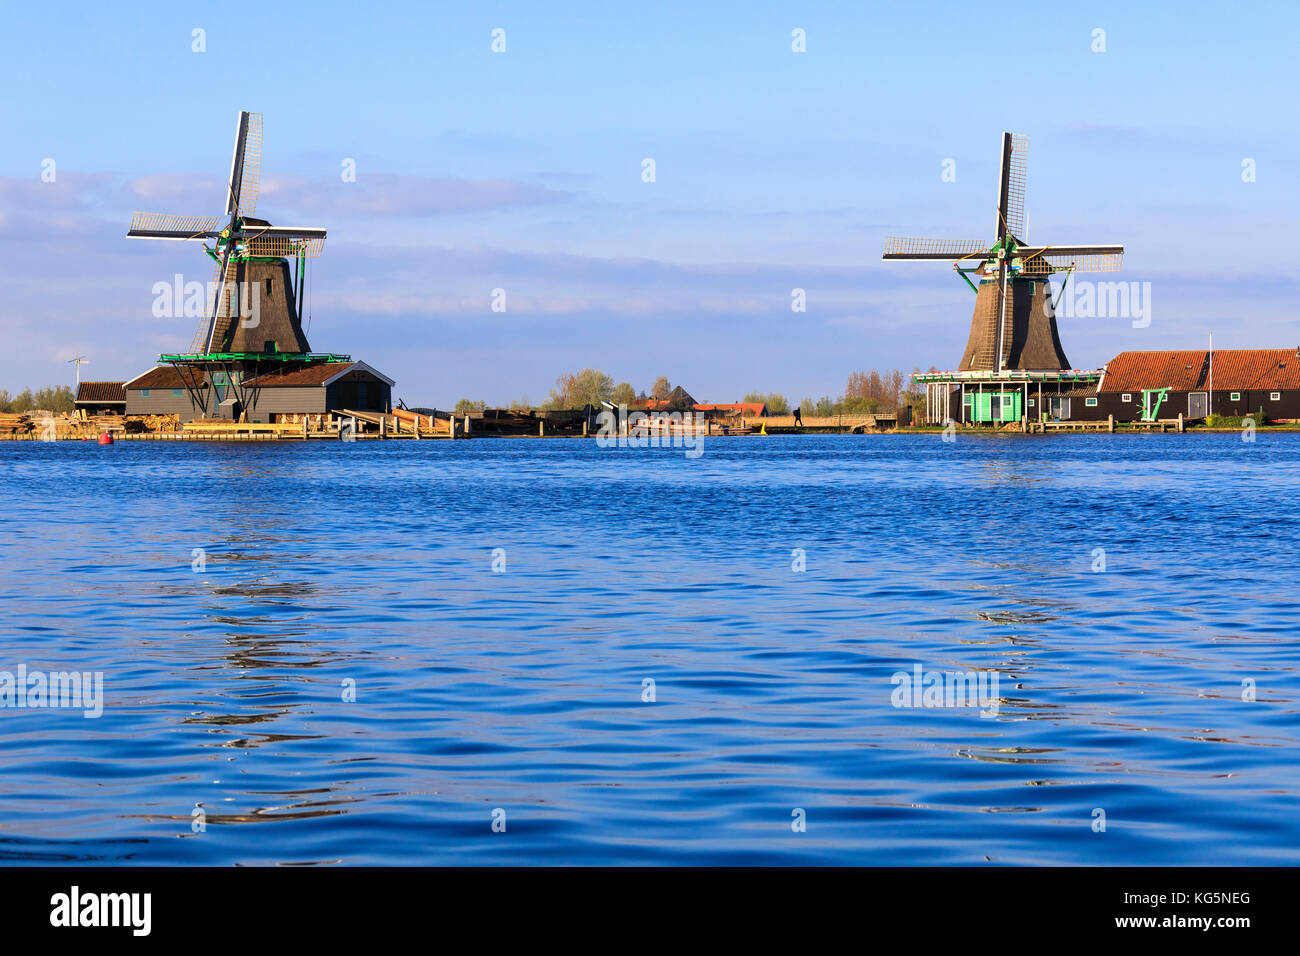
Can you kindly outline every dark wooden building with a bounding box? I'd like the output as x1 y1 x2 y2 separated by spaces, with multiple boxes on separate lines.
241 361 393 424
973 347 1300 424
73 381 126 416
125 360 393 424
1088 348 1300 423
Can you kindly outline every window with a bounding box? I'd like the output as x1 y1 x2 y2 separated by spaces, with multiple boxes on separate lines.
265 278 273 295
1086 397 1098 407
1230 392 1241 401
172 388 183 397
1121 393 1132 402
140 389 150 397
1027 399 1035 407
1002 394 1013 407
1271 391 1281 401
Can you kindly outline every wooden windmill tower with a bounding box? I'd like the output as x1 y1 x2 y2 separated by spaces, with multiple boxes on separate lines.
126 111 344 416
883 133 1124 374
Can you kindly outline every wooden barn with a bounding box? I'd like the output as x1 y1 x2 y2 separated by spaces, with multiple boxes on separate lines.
73 381 127 416
125 360 393 424
1085 348 1300 423
242 361 393 423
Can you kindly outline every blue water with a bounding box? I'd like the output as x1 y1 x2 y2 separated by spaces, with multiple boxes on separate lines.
0 434 1297 865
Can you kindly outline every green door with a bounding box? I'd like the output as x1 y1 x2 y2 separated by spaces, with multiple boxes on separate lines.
966 391 1023 423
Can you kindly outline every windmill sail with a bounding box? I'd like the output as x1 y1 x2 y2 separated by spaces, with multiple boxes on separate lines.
127 213 221 241
226 112 263 218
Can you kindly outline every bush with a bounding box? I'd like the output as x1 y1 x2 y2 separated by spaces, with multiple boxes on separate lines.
1205 411 1268 428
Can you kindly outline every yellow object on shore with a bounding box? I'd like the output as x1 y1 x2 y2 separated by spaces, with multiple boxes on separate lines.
760 422 767 435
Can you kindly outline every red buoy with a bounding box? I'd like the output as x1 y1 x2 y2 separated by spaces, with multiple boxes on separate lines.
98 433 114 445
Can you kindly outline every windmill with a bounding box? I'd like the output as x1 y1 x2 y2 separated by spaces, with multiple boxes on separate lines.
126 111 343 418
68 355 89 385
126 111 327 358
883 133 1123 373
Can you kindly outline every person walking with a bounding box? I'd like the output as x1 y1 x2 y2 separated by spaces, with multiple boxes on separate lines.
793 406 803 427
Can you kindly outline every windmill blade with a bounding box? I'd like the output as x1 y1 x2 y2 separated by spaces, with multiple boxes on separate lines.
1019 244 1124 274
883 237 990 260
190 249 238 353
242 225 326 240
1003 133 1027 240
127 212 221 240
245 236 326 258
226 111 263 218
241 224 327 259
994 259 1010 373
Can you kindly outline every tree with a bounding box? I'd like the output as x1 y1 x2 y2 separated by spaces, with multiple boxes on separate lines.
843 369 917 414
612 382 636 406
0 385 74 414
650 376 672 401
453 398 486 416
548 368 615 409
743 391 789 415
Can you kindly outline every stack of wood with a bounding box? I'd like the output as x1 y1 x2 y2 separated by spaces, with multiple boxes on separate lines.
0 413 34 436
126 414 179 433
391 408 440 433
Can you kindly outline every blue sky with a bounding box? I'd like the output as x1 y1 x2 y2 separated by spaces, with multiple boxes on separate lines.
3 1 1298 405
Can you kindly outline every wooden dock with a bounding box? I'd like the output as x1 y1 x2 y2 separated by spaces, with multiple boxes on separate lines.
1025 413 1185 434
1026 415 1116 434
67 409 473 442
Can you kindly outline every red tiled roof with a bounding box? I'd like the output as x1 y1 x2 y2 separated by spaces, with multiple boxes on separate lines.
1101 349 1300 392
1209 349 1300 390
243 362 355 387
695 402 767 416
74 381 126 404
125 366 193 390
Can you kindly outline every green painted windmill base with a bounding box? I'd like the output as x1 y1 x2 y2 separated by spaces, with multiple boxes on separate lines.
159 352 352 364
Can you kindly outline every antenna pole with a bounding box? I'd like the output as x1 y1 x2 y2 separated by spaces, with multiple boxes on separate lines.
68 355 89 386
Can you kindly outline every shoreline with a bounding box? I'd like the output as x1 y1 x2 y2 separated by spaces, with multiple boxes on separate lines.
3 425 1296 443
